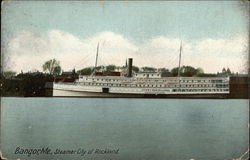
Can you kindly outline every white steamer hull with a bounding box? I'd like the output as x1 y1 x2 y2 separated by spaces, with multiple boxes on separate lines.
52 83 229 98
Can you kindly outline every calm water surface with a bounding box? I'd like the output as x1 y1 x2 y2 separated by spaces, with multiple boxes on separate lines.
1 98 249 160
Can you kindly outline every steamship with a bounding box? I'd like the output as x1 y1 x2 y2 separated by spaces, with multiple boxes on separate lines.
52 43 230 98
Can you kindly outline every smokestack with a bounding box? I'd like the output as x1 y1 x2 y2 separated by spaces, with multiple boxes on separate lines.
128 58 133 77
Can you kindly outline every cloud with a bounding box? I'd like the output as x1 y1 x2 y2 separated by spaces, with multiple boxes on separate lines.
2 30 248 73
189 36 248 73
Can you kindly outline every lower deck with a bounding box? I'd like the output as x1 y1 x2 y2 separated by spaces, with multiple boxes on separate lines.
53 82 230 96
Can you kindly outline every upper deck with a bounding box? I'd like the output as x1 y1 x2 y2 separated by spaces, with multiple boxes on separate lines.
78 75 229 84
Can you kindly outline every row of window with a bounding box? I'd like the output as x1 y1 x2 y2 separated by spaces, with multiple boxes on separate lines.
83 78 227 84
78 82 229 88
64 82 229 93
172 89 229 92
183 84 229 88
135 74 160 76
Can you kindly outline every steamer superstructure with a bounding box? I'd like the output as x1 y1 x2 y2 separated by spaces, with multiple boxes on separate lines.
52 43 230 98
53 74 229 98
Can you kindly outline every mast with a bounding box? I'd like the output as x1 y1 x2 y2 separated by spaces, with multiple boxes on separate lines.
177 41 182 77
93 42 100 75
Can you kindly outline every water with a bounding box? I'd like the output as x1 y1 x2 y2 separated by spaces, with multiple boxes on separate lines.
1 98 249 160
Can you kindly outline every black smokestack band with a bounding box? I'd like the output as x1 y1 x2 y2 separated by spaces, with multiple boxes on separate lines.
128 58 133 77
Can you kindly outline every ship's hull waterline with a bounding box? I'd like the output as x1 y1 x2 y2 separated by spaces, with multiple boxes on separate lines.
52 89 228 99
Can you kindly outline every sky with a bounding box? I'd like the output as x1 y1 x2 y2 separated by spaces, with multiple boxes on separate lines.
1 1 249 73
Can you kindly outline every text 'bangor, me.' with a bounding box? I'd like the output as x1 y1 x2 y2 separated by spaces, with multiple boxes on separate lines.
14 147 119 157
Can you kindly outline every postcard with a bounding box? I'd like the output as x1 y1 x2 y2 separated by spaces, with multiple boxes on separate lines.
0 1 249 160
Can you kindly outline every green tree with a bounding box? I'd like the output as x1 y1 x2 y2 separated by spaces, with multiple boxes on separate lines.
159 68 171 77
95 65 104 71
132 66 140 73
106 65 116 72
141 66 157 72
182 66 197 76
77 67 93 75
171 67 180 76
226 68 231 74
222 68 226 74
3 71 16 79
115 66 122 71
42 59 61 75
53 66 62 76
158 68 169 73
196 67 204 75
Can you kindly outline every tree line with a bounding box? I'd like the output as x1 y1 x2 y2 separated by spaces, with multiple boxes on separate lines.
2 59 236 78
0 59 240 97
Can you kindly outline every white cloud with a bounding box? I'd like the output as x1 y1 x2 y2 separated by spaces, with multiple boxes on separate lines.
189 36 248 73
194 37 247 58
2 30 248 73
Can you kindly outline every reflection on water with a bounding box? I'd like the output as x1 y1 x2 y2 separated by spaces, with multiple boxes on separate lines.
1 98 249 160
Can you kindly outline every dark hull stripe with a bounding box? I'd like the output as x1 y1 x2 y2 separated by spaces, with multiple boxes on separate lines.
52 89 228 99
